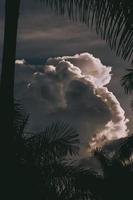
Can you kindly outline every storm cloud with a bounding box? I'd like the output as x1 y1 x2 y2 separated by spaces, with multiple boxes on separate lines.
15 53 129 152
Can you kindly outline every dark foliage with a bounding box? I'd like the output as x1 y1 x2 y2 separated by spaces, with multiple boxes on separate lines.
121 67 133 94
92 144 133 200
2 107 133 200
115 134 133 161
42 0 133 64
0 0 21 141
8 105 101 200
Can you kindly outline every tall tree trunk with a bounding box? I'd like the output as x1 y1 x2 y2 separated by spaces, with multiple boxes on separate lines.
0 0 20 197
0 0 20 144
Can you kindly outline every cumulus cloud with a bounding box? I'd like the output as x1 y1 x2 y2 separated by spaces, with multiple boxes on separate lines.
15 59 26 65
15 53 129 153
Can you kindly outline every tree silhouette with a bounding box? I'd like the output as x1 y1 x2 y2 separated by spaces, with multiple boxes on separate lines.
0 0 21 162
3 105 102 200
121 68 133 94
88 146 133 200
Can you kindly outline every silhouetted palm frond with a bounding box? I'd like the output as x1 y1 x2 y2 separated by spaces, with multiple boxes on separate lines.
121 68 133 93
25 122 80 165
50 161 101 200
93 149 111 173
19 120 100 200
12 102 29 164
114 134 133 161
70 165 102 200
40 161 101 200
14 102 29 137
13 112 98 200
131 99 133 110
42 0 133 63
92 147 133 200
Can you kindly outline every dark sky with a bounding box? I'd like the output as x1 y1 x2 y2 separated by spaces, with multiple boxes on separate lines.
0 0 132 150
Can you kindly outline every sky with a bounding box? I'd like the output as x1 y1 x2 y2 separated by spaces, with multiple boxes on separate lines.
0 0 132 152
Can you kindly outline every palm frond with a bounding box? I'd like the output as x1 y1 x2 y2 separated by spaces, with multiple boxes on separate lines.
130 99 133 110
25 122 80 165
121 68 133 93
93 148 124 180
12 104 100 200
14 102 29 137
41 0 133 63
114 134 133 161
70 165 102 197
39 160 101 200
93 149 111 173
51 161 101 200
13 102 29 162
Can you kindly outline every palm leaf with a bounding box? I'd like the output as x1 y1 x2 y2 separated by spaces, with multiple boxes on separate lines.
41 0 133 63
70 165 102 199
13 102 29 162
121 68 133 93
49 161 101 200
114 134 133 161
12 104 99 200
93 148 123 180
93 149 111 173
39 160 101 200
14 102 29 138
25 121 80 165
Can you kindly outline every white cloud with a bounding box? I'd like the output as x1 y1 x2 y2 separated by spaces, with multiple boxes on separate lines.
15 53 129 153
15 59 26 65
88 87 129 150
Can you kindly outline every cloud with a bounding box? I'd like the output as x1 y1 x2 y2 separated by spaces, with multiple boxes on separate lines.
15 59 26 65
15 53 129 153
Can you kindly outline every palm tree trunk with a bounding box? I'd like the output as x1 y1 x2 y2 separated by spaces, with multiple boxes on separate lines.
0 1 20 196
0 0 20 145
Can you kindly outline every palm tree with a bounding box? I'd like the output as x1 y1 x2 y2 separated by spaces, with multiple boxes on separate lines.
90 146 133 200
5 105 102 200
